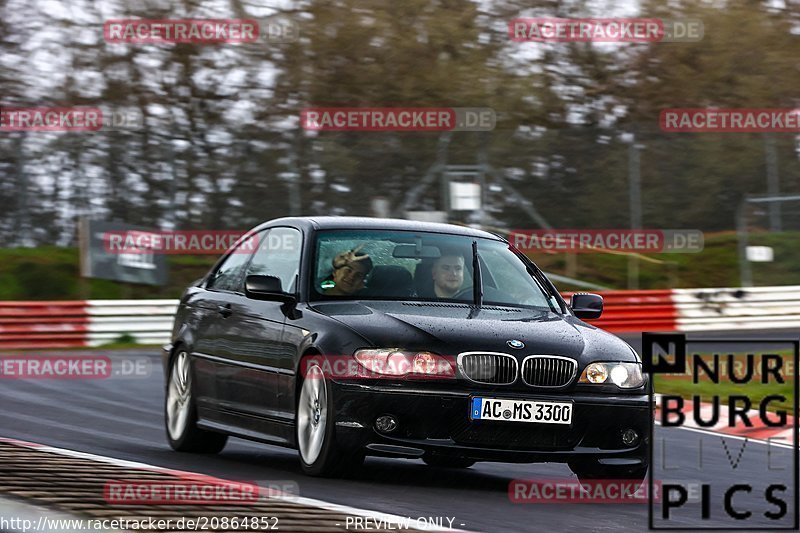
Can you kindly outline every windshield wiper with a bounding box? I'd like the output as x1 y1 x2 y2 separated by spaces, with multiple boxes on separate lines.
472 240 483 307
509 247 563 314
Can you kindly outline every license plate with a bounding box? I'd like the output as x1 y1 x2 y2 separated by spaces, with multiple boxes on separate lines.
470 397 573 425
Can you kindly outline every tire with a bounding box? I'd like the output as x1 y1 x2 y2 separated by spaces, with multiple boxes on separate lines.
165 349 228 453
296 362 363 477
422 455 475 469
569 459 647 488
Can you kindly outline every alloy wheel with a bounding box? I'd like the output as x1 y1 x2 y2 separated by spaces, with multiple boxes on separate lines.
297 364 328 464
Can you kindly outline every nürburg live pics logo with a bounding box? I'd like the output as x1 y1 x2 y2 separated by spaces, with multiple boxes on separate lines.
644 332 799 530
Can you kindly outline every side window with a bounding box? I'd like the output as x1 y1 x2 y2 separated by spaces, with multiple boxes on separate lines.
206 233 261 292
247 227 303 293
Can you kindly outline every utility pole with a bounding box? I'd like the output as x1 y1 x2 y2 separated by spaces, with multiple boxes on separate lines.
440 164 450 220
628 137 642 290
764 134 781 231
736 198 752 287
476 132 490 228
165 139 178 230
288 130 303 216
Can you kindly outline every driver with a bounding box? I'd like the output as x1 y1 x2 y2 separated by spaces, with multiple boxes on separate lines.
431 253 465 298
323 246 373 296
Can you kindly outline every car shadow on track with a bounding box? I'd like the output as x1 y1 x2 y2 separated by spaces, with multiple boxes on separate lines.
212 445 570 494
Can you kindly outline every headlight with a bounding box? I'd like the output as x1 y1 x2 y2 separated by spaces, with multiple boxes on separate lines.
579 362 644 388
354 349 454 378
584 362 608 383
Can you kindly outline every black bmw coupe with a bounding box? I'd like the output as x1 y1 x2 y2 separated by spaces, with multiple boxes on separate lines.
163 217 650 480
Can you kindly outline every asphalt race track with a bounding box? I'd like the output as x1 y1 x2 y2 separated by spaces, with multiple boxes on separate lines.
0 339 796 532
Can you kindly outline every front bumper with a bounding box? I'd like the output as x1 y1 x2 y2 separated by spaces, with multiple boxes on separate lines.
332 381 650 464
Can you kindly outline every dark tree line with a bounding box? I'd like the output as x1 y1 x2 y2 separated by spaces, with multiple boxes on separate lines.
0 0 798 247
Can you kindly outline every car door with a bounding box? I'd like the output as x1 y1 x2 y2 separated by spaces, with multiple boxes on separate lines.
218 226 303 442
192 232 262 425
180 289 221 417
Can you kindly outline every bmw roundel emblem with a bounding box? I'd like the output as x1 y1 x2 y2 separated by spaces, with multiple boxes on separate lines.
507 339 525 350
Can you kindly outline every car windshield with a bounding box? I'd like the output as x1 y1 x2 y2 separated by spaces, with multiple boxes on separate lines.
310 229 561 312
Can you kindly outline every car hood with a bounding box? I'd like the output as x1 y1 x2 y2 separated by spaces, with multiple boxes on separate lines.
309 300 638 363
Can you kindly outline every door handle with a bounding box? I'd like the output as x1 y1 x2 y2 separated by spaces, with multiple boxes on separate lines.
217 304 233 318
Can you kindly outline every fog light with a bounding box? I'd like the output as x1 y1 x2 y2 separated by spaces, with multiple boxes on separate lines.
622 428 638 446
375 415 398 433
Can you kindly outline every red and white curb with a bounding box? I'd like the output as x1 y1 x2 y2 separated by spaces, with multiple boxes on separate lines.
0 437 476 533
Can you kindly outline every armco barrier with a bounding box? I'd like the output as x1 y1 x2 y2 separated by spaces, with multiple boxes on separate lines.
85 299 178 347
0 286 799 349
0 301 89 349
674 285 800 331
0 300 177 349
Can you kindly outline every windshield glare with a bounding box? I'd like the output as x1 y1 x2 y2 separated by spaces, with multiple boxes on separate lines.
311 230 560 312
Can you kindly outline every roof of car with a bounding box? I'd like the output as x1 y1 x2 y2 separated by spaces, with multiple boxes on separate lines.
263 216 504 240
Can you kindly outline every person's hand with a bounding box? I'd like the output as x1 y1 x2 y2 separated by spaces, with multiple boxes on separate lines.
332 245 370 269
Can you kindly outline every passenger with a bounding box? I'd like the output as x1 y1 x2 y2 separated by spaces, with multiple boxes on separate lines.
323 246 374 296
431 253 465 298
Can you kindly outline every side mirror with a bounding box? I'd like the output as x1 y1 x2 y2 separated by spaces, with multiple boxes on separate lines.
245 275 295 304
571 293 603 320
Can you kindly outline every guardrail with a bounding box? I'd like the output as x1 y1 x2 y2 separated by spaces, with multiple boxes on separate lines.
0 300 177 349
673 286 800 331
86 299 178 347
0 302 89 349
1 286 798 349
563 290 677 333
